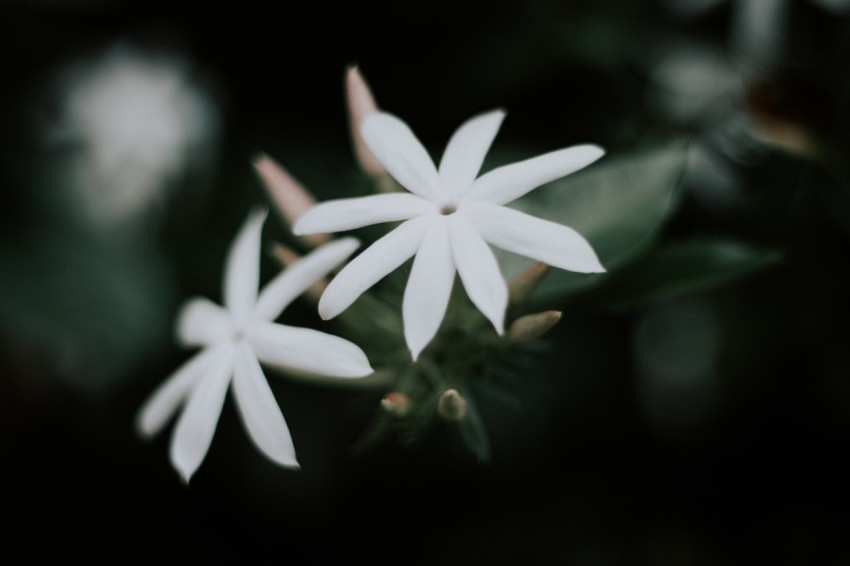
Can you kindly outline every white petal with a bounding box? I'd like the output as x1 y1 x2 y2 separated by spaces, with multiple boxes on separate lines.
224 208 267 324
448 213 508 334
361 112 444 200
293 193 434 235
169 346 234 483
403 216 455 360
231 341 299 469
135 348 218 439
248 321 373 378
175 297 231 347
466 145 605 205
318 214 434 320
438 109 506 198
254 237 360 322
464 202 605 273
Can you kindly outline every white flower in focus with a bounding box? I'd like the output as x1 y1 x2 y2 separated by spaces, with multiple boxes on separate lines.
294 110 605 359
136 209 373 482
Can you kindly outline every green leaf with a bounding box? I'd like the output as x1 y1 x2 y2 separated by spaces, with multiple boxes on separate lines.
0 232 175 384
495 140 690 304
588 237 784 311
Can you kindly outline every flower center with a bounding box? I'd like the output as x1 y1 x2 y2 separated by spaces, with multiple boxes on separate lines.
439 204 457 215
230 316 249 342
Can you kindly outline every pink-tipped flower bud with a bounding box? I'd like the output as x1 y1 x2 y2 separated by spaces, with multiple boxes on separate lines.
508 262 551 305
507 310 562 345
345 65 387 180
253 153 330 248
380 392 412 417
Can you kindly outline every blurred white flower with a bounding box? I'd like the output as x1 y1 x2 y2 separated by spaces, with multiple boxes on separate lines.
136 209 373 482
665 0 850 73
58 44 218 229
647 42 743 127
295 110 605 359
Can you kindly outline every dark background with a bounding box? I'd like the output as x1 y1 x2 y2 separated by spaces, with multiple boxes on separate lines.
2 1 850 563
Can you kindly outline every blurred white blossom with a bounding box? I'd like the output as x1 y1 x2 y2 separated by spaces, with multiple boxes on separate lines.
55 44 219 230
295 110 605 359
136 209 373 482
666 0 850 73
647 42 743 128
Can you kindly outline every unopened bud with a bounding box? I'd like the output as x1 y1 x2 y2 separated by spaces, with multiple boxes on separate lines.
507 310 562 345
345 65 387 180
437 388 468 422
253 153 330 248
380 392 412 417
508 262 550 305
268 242 327 302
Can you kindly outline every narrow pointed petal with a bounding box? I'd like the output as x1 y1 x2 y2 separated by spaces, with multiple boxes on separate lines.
293 193 434 235
438 109 506 198
345 65 386 178
318 214 434 320
231 342 299 469
135 348 218 439
268 242 326 303
465 202 605 273
169 346 234 483
225 208 267 324
448 214 508 334
466 145 605 205
253 154 330 247
248 321 373 378
255 237 360 321
403 216 455 360
268 241 300 268
361 112 444 200
175 297 231 347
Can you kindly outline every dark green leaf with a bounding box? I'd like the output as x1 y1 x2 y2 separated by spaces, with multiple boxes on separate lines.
496 140 690 304
588 237 783 311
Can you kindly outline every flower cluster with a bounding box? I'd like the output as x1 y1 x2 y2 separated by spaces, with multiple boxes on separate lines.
136 66 606 480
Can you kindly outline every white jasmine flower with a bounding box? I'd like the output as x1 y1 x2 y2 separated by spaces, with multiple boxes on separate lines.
294 110 605 359
136 209 373 482
57 44 219 229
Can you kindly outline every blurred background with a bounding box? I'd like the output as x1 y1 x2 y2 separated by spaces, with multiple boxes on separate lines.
3 0 850 563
